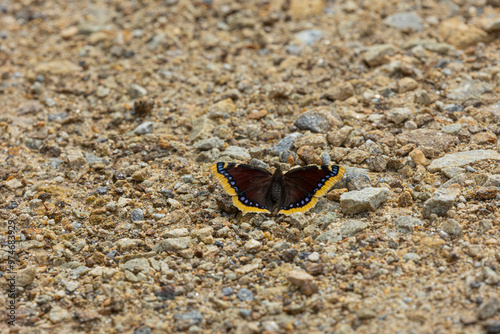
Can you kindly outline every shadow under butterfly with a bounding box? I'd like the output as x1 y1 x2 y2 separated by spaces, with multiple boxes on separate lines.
210 162 345 215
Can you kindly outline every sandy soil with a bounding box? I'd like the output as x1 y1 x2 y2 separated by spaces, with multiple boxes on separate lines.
1 0 500 333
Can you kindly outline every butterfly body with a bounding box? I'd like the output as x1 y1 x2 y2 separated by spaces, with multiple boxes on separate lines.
210 162 345 215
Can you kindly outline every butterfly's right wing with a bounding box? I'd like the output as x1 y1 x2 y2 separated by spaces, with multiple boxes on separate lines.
278 165 345 215
210 162 272 214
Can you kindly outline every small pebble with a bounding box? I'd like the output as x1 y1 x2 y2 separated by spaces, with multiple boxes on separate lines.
236 288 254 302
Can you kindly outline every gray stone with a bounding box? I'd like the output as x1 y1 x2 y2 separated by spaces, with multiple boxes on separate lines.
271 132 302 155
190 116 215 140
428 150 500 172
49 306 70 323
483 321 500 334
294 109 341 133
121 258 151 273
30 81 43 94
402 252 420 262
387 107 413 124
262 321 280 332
66 149 86 167
316 229 341 243
320 151 331 165
483 17 500 32
221 287 234 296
175 310 203 326
249 159 269 170
341 219 368 237
134 327 153 334
394 216 422 233
294 29 324 46
363 44 395 67
96 186 108 195
483 267 500 285
63 280 79 292
223 146 251 160
422 185 460 218
485 174 500 187
96 85 110 97
244 239 262 252
478 298 499 320
115 238 140 251
367 155 388 172
130 209 144 222
236 288 254 302
441 167 465 179
286 44 303 55
71 266 90 277
194 137 224 150
286 270 317 295
48 112 68 122
238 309 252 318
324 82 354 101
448 80 494 100
357 308 377 320
48 158 64 169
181 175 194 183
153 237 193 252
16 266 37 287
165 228 189 238
422 42 455 55
340 167 371 191
25 138 43 150
441 123 463 135
441 219 463 237
397 129 457 158
160 188 175 198
134 122 154 135
315 211 337 229
340 187 389 214
128 84 148 99
414 90 431 105
384 12 423 31
85 153 105 165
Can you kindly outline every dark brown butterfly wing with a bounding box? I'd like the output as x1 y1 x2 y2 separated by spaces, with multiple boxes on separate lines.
278 165 345 215
210 162 272 214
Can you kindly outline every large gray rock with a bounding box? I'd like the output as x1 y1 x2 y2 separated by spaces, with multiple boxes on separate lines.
341 220 368 236
223 146 251 160
194 137 224 150
384 12 423 31
387 107 413 124
336 167 371 191
441 219 463 237
394 216 423 233
316 229 341 243
397 129 457 158
428 150 500 172
153 237 193 253
271 132 302 155
121 258 151 273
294 29 324 46
134 121 154 134
422 185 460 218
448 80 494 100
363 44 395 67
340 187 389 214
294 108 342 133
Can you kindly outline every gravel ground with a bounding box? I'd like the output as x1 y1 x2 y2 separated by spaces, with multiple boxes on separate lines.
1 0 500 333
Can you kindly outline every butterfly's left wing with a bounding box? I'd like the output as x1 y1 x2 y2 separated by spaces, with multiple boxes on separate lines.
278 165 345 215
210 162 272 214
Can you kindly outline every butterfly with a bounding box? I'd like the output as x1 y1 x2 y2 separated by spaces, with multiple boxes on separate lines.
210 162 345 215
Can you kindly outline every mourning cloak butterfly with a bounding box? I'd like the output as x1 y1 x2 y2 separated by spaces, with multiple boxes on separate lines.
210 162 345 215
